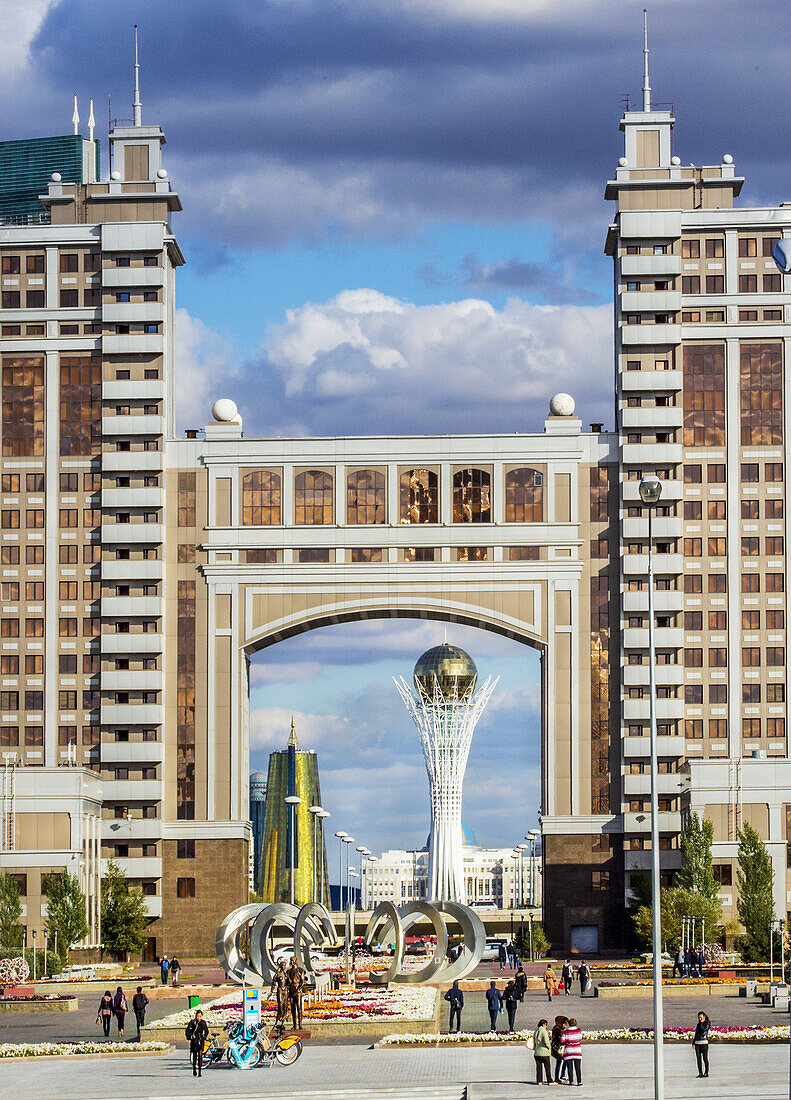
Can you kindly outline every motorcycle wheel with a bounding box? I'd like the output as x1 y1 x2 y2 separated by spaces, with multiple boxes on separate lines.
275 1039 303 1066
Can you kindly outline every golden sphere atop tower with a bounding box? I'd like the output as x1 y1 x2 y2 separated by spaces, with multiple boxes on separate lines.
413 643 478 699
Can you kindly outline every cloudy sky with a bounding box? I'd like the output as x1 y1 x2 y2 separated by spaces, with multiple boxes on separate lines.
6 1 790 864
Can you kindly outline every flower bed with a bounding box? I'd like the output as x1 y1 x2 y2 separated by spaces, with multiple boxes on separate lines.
0 1040 171 1059
379 1024 791 1046
0 994 75 1002
599 977 741 988
147 985 437 1031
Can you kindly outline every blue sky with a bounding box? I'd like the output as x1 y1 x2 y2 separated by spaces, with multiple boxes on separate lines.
4 0 790 865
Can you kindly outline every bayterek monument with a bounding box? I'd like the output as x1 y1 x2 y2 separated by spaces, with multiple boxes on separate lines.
395 644 497 902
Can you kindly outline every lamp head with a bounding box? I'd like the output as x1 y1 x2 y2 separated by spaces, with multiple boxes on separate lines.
335 830 348 839
308 804 323 814
319 809 331 818
284 795 302 805
639 474 662 505
343 836 354 844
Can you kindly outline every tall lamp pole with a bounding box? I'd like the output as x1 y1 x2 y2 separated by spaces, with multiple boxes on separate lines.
308 805 324 905
526 829 540 907
317 809 330 904
284 795 302 907
517 843 528 908
334 831 347 912
356 846 370 908
640 472 664 1100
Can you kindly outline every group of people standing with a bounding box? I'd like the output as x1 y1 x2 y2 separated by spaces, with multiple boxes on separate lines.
533 1015 583 1086
542 960 591 1000
497 940 521 970
159 954 182 986
672 946 706 978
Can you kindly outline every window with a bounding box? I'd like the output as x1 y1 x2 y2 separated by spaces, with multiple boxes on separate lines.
684 612 702 630
741 538 759 557
684 575 702 593
685 720 703 739
1 291 20 308
708 501 726 520
768 684 785 703
350 548 383 562
681 240 700 259
710 684 728 703
453 468 491 523
398 469 438 525
709 611 727 630
684 538 702 557
176 877 196 898
742 647 761 667
684 465 702 484
403 547 436 562
766 537 784 556
683 346 725 447
685 685 703 704
177 840 195 859
768 718 785 738
742 611 760 630
25 618 43 637
591 870 610 891
764 273 781 293
0 657 18 674
509 546 540 561
713 864 732 886
707 463 725 483
25 726 42 746
739 238 757 257
766 462 783 482
708 574 727 592
706 275 724 293
684 500 702 520
767 610 785 629
709 648 727 667
684 648 703 667
739 274 757 294
742 573 760 592
0 620 19 637
59 618 77 636
295 470 333 525
682 276 700 294
1 256 20 274
0 692 18 710
767 647 785 666
708 538 726 556
742 719 761 739
297 548 330 563
741 499 759 519
767 573 784 592
706 239 724 258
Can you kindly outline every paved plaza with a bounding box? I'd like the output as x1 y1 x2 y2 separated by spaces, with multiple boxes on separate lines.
0 1042 787 1099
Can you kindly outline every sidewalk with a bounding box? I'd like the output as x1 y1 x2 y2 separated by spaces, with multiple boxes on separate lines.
0 1042 786 1099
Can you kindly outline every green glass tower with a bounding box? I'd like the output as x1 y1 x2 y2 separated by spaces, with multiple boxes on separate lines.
0 135 99 224
260 719 329 906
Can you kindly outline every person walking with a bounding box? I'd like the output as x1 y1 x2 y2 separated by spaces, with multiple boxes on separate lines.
514 963 527 1002
533 1017 553 1086
672 946 685 979
693 1011 711 1078
270 958 289 1031
498 942 508 971
159 954 169 986
543 963 557 1002
96 989 114 1037
503 979 519 1032
186 1009 209 1077
697 945 707 978
561 1016 583 1086
485 980 502 1031
444 980 464 1033
578 960 591 996
561 959 574 996
550 1014 568 1084
113 986 128 1038
132 986 149 1038
684 947 693 977
170 956 181 987
286 956 306 1029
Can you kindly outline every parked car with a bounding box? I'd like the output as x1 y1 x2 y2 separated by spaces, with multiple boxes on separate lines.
481 937 506 960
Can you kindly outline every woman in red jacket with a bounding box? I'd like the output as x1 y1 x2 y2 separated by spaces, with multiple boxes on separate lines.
560 1016 583 1086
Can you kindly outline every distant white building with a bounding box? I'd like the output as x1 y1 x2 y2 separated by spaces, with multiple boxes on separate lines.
366 834 542 912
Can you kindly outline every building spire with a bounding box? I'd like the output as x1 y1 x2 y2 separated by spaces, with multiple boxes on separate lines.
88 99 95 143
72 94 79 136
288 714 300 749
133 24 142 126
642 9 651 112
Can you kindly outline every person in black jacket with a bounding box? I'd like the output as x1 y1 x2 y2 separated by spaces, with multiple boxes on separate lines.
444 980 464 1032
132 986 149 1038
693 1011 711 1078
485 981 501 1031
186 1010 209 1077
502 979 519 1032
514 964 527 1002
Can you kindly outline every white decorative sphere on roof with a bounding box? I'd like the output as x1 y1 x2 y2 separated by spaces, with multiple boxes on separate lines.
722 154 733 164
50 172 61 183
212 398 238 423
157 168 168 179
111 170 121 180
671 156 681 165
549 393 575 417
618 157 628 167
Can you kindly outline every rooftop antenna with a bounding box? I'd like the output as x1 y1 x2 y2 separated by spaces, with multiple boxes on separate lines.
72 94 79 135
88 99 95 143
642 9 651 112
132 24 142 126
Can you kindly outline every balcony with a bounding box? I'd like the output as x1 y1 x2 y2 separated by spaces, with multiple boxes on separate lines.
100 704 163 726
622 735 684 758
622 697 684 721
101 487 164 510
620 255 682 278
623 772 689 797
101 451 163 473
620 407 683 430
102 267 164 288
101 596 162 618
102 334 163 355
102 778 161 801
620 370 682 392
625 849 682 871
620 291 681 313
102 379 165 402
621 516 683 540
622 478 683 501
620 324 681 346
101 523 163 544
622 589 684 614
621 443 683 465
101 669 162 692
622 553 683 575
144 896 162 918
623 627 684 650
101 633 163 655
624 811 683 834
101 415 164 437
100 740 164 764
101 856 161 879
102 303 165 325
622 663 684 686
102 559 163 582
102 817 162 842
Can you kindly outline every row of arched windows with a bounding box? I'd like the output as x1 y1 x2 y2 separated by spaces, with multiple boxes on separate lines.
241 467 544 526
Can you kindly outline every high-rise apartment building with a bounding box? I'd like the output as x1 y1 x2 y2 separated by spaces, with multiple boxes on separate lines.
1 48 790 957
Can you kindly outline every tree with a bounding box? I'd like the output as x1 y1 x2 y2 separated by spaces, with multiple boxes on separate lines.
633 886 722 953
44 870 88 960
0 873 23 953
736 822 776 963
101 860 150 960
676 813 718 901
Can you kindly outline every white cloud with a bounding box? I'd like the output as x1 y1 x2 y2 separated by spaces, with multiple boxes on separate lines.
262 288 613 431
174 308 237 430
0 0 53 82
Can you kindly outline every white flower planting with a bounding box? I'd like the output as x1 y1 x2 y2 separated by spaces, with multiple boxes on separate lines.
0 1041 170 1058
0 958 30 985
379 1025 791 1046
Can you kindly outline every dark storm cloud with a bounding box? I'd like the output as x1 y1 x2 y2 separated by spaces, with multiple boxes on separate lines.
423 253 600 302
13 0 791 248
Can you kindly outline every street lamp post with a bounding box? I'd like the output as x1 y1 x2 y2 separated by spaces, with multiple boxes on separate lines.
526 829 540 908
334 831 347 912
284 795 303 907
317 809 330 904
640 472 664 1100
342 837 355 983
308 805 324 905
366 855 378 910
356 846 370 908
517 843 528 908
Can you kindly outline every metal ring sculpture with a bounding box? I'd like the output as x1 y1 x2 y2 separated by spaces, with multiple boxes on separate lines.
217 899 485 987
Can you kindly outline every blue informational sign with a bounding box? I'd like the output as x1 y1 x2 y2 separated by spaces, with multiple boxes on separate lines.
243 987 261 1030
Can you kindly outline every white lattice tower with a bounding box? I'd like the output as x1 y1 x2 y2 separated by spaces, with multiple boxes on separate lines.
395 673 497 902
